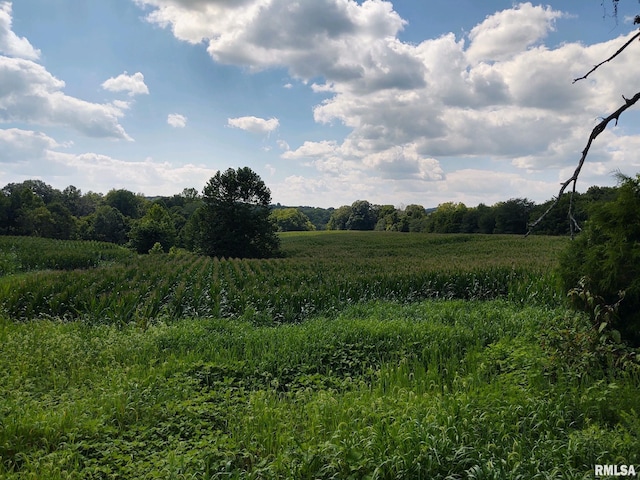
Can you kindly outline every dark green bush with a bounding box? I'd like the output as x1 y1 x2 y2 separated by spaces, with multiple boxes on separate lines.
559 173 640 346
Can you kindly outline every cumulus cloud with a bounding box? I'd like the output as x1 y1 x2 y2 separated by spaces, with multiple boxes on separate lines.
0 127 61 163
101 71 150 96
0 56 132 139
0 6 132 140
466 2 565 63
135 0 640 201
137 0 420 92
0 2 40 60
118 1 640 205
54 153 216 193
0 126 216 194
227 116 279 134
167 113 187 128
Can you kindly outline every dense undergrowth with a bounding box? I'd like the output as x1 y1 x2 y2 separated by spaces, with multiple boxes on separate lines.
1 301 638 478
0 232 638 478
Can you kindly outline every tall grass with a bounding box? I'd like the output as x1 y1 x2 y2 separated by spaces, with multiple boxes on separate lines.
1 301 637 478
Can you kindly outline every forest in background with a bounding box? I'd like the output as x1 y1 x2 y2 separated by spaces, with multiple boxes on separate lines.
0 178 618 253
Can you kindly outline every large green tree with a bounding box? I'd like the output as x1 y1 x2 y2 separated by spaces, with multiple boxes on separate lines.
105 189 146 219
195 167 280 259
81 205 129 244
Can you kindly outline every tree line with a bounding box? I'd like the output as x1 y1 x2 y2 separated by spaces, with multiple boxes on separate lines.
0 168 279 258
319 187 616 235
0 172 619 254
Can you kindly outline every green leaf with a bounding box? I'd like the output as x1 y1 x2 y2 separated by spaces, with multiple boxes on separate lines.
611 329 622 344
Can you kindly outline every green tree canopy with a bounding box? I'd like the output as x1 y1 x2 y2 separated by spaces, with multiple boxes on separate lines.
128 203 177 253
105 189 146 219
425 202 467 233
194 167 280 259
82 205 129 244
493 198 533 235
327 205 353 230
270 208 315 232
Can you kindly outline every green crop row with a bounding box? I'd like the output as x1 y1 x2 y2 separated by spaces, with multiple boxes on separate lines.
0 236 132 276
0 232 568 324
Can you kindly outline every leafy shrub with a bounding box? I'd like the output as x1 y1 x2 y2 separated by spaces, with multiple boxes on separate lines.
559 173 640 346
148 242 164 255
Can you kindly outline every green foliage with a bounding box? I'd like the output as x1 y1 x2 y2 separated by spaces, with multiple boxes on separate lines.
270 207 315 232
1 301 638 478
148 242 164 255
493 198 534 234
128 203 177 253
195 167 281 259
346 200 377 230
80 205 129 244
326 204 352 230
104 188 147 219
296 206 334 230
0 232 566 324
559 174 640 346
0 178 625 244
327 201 382 231
424 202 468 233
0 236 132 275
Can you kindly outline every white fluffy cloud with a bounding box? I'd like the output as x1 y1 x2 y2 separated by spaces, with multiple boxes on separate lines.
6 0 638 207
0 126 216 193
465 3 564 63
167 113 187 128
227 116 279 134
0 56 132 139
0 2 40 60
0 6 132 141
128 0 640 205
101 71 150 96
0 127 61 163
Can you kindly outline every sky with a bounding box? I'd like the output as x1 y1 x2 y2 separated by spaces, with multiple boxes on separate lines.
2 0 640 208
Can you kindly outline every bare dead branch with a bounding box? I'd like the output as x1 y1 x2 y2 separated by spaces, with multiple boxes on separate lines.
527 91 640 237
573 30 640 83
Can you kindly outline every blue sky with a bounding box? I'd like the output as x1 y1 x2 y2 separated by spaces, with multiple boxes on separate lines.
2 1 640 208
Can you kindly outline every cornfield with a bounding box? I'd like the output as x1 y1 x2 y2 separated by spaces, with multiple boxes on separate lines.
0 232 568 324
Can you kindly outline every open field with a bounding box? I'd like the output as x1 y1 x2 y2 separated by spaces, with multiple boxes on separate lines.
1 232 567 324
1 232 638 478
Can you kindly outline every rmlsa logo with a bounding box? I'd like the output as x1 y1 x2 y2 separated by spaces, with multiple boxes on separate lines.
595 465 637 477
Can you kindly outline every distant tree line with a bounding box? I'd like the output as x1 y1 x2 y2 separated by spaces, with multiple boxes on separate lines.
322 188 617 235
0 168 280 258
0 177 619 254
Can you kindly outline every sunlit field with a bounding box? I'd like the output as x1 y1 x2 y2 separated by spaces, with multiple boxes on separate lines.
1 232 638 478
1 232 567 324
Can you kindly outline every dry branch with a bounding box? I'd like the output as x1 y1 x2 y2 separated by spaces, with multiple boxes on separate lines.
573 30 640 83
527 28 640 237
527 91 640 237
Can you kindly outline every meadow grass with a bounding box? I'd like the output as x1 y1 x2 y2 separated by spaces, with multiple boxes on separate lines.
1 300 638 478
